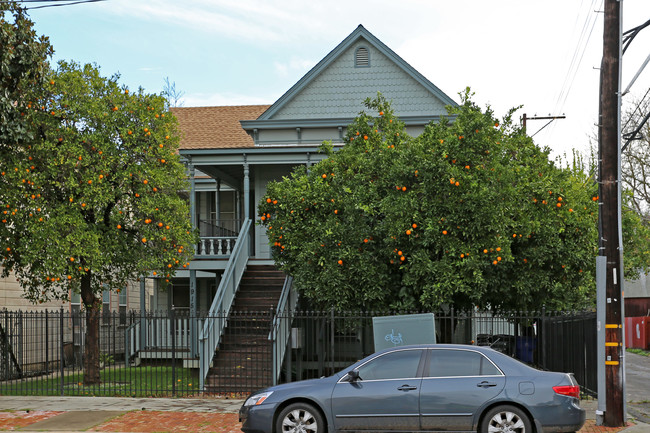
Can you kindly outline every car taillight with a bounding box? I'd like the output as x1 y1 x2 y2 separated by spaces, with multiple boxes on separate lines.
553 385 580 399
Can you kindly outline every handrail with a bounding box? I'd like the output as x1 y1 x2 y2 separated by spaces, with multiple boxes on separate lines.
269 275 298 385
199 218 251 390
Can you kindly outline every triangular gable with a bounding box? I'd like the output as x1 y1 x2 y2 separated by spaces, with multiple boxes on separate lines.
258 25 457 121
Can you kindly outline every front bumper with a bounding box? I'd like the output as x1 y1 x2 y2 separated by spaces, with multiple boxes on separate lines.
239 403 279 433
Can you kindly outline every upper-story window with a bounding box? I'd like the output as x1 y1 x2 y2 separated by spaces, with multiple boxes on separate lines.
355 47 370 68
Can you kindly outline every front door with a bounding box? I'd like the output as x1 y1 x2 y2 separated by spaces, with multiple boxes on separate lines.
331 348 424 431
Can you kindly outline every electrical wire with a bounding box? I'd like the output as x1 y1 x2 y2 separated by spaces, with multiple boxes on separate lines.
0 0 105 9
623 18 650 54
552 0 602 117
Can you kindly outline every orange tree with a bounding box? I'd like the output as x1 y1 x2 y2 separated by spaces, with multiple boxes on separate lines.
0 59 196 384
258 92 605 312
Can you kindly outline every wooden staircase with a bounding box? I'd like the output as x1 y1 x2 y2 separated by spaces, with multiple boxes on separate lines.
204 265 284 394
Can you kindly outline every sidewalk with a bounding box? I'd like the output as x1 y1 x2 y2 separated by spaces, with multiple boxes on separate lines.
0 396 647 433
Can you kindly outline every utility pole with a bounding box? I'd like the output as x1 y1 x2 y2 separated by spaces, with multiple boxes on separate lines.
598 0 625 427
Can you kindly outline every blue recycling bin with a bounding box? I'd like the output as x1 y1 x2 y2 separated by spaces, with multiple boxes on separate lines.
516 336 536 363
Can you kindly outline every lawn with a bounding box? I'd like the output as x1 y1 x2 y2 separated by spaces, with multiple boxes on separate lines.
0 365 198 397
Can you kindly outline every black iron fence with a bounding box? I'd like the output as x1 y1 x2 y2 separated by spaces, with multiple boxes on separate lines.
0 308 597 397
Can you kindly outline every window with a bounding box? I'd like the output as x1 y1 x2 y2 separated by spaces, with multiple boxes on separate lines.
427 349 501 377
70 291 82 346
356 349 422 381
119 286 127 325
102 289 111 325
355 47 370 68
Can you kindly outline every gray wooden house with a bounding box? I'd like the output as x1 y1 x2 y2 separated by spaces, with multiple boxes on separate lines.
130 25 458 391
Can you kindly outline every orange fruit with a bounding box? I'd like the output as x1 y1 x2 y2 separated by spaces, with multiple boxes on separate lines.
406 229 412 235
412 223 417 229
338 260 343 265
442 230 448 235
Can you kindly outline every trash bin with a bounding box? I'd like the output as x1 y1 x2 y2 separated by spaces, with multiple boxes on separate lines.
516 336 536 363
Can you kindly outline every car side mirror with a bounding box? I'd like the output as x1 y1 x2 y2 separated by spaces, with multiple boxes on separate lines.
346 369 360 382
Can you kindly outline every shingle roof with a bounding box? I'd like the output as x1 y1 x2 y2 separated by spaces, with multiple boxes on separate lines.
170 105 270 150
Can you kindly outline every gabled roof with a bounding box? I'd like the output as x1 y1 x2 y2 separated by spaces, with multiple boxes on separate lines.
171 105 270 150
256 24 457 121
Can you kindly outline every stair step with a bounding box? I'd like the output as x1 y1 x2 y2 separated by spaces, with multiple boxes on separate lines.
206 265 284 394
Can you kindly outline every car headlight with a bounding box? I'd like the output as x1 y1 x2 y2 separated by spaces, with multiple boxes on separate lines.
244 391 273 406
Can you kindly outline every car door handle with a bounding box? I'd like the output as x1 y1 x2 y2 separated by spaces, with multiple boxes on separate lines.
476 381 497 388
397 384 418 391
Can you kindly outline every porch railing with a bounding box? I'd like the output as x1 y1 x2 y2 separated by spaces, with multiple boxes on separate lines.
125 313 197 362
198 218 252 390
269 276 298 385
196 219 242 257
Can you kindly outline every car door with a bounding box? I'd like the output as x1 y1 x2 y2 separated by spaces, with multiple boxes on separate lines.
331 348 424 431
419 348 505 432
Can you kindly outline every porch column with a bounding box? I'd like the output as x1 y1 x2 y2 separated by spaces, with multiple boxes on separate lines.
140 277 146 350
243 155 250 220
216 179 221 230
188 160 197 233
190 270 197 357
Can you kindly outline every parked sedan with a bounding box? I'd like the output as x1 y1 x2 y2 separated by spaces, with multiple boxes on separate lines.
239 344 585 433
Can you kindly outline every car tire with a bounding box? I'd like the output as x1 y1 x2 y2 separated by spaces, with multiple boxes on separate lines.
481 405 532 433
276 402 324 433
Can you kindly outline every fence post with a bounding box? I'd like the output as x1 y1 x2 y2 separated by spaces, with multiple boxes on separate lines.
330 308 336 374
271 307 277 386
450 306 455 343
171 308 176 396
60 307 64 396
541 306 546 369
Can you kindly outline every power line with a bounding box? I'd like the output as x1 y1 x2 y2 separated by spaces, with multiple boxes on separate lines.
552 0 602 117
0 0 105 9
623 18 650 54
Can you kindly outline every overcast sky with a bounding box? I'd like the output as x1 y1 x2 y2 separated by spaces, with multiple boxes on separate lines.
27 0 650 159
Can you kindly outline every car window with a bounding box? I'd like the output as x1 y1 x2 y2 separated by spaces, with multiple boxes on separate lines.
428 349 501 377
356 349 422 381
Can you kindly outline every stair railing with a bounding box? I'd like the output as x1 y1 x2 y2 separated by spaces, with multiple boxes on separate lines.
199 218 252 391
269 275 299 385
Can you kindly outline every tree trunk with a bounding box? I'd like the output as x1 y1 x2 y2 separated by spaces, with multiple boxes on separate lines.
80 273 101 385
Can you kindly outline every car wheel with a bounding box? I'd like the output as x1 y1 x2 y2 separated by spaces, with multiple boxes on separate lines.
276 403 324 433
482 405 532 433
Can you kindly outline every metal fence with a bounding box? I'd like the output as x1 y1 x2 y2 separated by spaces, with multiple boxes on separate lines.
0 307 597 397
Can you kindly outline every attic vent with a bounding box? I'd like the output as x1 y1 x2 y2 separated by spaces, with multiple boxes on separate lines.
355 47 370 68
